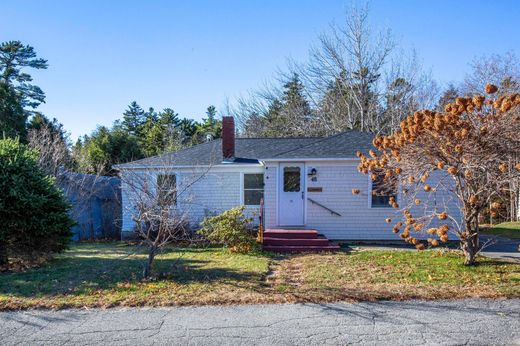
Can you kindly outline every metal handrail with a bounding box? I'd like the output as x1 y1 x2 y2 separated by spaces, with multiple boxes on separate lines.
307 197 342 216
256 198 264 244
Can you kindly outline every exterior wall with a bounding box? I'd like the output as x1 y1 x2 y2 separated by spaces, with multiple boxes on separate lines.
120 159 463 241
263 163 278 229
120 165 264 239
263 160 462 240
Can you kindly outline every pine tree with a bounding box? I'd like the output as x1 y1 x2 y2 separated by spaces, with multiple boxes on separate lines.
0 41 48 109
0 81 25 138
121 101 146 136
259 74 314 137
437 84 459 111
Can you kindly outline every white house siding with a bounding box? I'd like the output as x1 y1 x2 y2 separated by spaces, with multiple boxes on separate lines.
263 160 462 240
303 161 396 239
263 163 278 229
120 165 264 239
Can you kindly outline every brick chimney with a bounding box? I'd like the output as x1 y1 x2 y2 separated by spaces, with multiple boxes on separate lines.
222 116 235 159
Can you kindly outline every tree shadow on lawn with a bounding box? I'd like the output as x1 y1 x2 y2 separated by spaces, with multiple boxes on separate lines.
0 249 264 298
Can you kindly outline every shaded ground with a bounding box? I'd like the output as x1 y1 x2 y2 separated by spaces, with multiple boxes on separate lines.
1 299 519 345
1 243 519 309
481 221 520 239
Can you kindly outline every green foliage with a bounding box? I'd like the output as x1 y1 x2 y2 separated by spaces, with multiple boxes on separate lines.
74 126 143 175
0 40 47 109
244 74 314 137
0 138 74 264
198 206 254 252
0 81 26 139
191 106 222 144
73 102 220 175
121 101 147 136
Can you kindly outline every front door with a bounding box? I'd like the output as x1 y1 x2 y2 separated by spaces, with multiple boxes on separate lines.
278 163 305 226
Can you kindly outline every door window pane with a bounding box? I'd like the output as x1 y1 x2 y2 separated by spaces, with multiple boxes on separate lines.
283 167 301 192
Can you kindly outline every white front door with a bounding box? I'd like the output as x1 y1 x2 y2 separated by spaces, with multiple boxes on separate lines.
278 163 305 226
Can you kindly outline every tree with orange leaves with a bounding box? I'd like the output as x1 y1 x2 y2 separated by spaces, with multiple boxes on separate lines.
356 84 520 265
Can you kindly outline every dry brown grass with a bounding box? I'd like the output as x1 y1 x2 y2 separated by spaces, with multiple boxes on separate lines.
1 244 519 310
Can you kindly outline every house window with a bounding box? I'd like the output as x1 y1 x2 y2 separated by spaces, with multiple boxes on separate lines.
243 173 264 205
283 166 301 192
371 173 396 208
157 174 176 206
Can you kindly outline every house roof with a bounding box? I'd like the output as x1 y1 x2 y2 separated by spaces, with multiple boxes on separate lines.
115 130 374 168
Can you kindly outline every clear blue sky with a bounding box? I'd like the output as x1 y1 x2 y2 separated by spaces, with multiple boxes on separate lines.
1 0 519 140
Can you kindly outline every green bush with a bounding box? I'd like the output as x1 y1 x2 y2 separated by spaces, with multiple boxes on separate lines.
198 206 254 252
0 138 74 265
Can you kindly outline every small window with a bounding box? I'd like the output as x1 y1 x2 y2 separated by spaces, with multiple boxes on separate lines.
371 172 397 208
243 173 264 205
283 167 301 192
157 174 176 206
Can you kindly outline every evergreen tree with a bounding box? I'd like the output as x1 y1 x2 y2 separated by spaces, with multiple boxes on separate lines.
193 105 222 142
0 41 48 109
74 126 143 175
0 81 25 138
254 74 314 137
0 138 73 265
437 84 459 111
121 101 146 136
139 108 183 156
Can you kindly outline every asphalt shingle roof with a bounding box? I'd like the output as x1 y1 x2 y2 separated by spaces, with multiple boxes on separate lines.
115 130 374 168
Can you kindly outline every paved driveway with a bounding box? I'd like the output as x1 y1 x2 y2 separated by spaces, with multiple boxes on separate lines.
1 299 519 345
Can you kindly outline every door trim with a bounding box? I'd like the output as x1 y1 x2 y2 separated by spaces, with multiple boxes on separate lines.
277 162 306 227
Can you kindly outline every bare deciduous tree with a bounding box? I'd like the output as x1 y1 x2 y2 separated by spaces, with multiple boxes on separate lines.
462 52 520 96
27 122 70 177
234 3 437 138
357 84 520 265
462 52 520 221
119 157 214 278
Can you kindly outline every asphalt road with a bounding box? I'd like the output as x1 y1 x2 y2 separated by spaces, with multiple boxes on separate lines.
1 299 519 345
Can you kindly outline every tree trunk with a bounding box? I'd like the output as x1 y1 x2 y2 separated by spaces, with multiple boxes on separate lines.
461 217 480 266
0 239 8 267
143 245 156 278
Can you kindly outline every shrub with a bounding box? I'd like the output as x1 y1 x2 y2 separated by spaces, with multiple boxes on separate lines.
0 138 74 265
198 206 254 252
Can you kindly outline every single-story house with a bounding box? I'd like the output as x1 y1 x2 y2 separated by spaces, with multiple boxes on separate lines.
116 117 461 248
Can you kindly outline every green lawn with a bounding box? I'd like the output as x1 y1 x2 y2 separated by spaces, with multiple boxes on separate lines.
1 243 519 309
0 243 272 309
279 249 520 301
481 222 520 239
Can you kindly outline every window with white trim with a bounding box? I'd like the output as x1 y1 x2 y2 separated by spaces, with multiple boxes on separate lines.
243 173 264 205
371 172 397 208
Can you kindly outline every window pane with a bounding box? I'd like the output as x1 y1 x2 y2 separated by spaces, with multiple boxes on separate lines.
244 174 264 189
283 167 301 192
157 174 176 206
371 172 396 208
371 195 392 207
244 190 263 205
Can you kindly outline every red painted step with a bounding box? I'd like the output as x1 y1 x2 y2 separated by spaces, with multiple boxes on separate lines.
263 244 340 252
262 236 330 246
263 229 318 239
262 228 340 252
